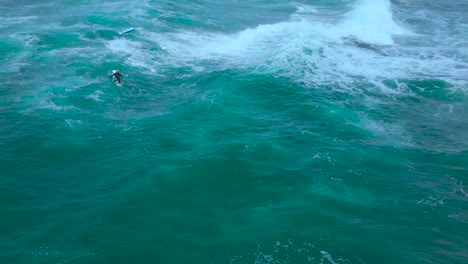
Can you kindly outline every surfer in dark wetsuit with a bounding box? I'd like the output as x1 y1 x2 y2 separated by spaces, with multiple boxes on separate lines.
111 70 123 84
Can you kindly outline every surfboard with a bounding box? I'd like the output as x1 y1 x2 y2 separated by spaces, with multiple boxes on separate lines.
114 80 123 87
119 28 135 35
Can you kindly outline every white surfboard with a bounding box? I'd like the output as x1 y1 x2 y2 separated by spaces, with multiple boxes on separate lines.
119 28 135 35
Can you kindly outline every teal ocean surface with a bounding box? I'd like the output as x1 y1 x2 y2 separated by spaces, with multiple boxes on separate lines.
1 0 467 263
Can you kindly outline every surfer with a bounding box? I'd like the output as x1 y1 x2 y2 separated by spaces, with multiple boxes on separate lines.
111 70 123 85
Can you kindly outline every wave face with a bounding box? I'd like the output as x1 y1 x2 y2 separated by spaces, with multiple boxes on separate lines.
1 0 467 263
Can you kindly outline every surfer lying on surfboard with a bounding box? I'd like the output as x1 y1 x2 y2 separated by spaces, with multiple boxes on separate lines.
111 70 123 86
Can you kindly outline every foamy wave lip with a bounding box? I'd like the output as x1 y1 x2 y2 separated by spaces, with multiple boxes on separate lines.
339 0 410 45
152 19 321 64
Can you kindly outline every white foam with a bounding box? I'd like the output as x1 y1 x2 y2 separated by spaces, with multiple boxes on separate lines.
107 38 141 54
320 250 338 264
64 119 83 128
138 1 409 85
106 38 159 71
88 90 103 102
340 0 408 45
294 3 318 15
360 116 414 147
17 33 40 47
251 240 346 264
0 16 37 28
37 99 75 112
126 0 466 93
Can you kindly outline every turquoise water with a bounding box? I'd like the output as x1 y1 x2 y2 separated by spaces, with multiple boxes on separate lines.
1 0 467 263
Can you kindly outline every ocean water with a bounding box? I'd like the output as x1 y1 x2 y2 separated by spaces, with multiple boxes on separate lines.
1 0 467 263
